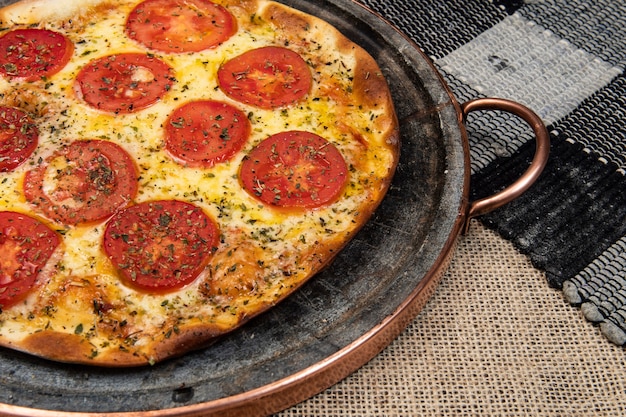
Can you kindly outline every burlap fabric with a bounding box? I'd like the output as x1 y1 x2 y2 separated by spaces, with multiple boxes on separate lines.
277 222 626 416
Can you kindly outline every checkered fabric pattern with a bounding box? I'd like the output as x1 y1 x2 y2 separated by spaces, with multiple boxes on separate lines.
358 0 626 345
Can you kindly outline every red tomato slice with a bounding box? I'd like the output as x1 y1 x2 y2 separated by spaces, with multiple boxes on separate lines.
165 100 251 167
218 46 312 109
0 106 38 172
126 0 237 53
240 131 348 208
74 53 174 114
0 211 60 309
103 200 219 292
0 28 73 82
24 140 138 225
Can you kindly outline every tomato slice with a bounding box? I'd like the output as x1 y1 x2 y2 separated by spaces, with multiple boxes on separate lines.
74 53 174 114
0 28 73 82
165 100 251 167
24 140 138 225
103 200 219 292
0 106 38 172
126 0 236 54
0 211 60 309
218 46 312 109
240 131 348 208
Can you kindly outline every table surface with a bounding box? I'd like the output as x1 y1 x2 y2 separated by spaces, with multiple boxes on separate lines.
276 0 626 414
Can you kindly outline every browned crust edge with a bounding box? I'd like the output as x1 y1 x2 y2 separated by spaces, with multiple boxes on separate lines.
17 330 147 366
0 0 109 25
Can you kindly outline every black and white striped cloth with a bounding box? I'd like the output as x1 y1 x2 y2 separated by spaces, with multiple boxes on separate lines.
360 0 626 344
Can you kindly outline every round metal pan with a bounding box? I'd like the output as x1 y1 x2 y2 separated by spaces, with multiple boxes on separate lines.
0 0 549 415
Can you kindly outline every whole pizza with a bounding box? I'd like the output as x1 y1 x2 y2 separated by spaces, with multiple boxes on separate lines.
0 0 399 366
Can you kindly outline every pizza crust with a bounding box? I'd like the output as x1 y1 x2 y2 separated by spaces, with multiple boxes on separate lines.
0 0 107 24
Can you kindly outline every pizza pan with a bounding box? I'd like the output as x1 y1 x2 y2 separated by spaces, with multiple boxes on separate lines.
0 0 549 415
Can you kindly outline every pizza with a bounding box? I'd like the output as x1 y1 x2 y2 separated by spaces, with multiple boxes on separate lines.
0 0 399 366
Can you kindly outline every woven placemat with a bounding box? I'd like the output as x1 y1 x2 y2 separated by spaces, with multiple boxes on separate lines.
277 222 626 416
355 0 626 344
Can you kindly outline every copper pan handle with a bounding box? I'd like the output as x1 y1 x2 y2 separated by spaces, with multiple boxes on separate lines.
461 98 550 232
